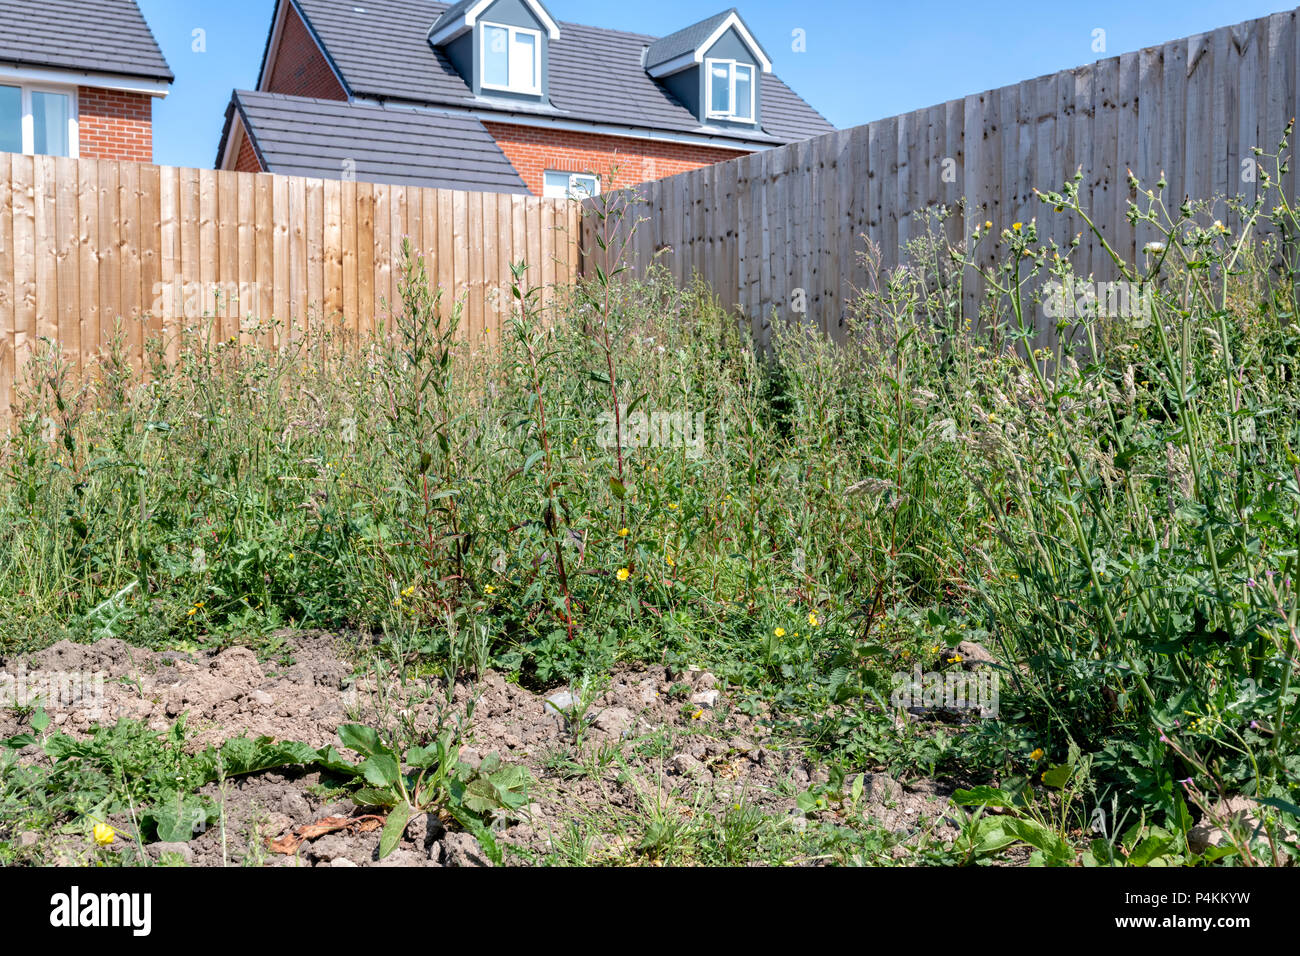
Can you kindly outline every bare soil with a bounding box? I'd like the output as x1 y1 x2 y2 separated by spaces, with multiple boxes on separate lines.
0 631 962 866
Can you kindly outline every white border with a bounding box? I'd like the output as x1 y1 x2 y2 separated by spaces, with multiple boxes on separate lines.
0 63 167 99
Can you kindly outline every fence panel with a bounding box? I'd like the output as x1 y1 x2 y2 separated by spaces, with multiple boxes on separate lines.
587 6 1300 348
0 157 579 415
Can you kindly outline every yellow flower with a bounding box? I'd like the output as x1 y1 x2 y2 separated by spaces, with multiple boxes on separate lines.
618 528 629 537
93 823 115 846
984 220 993 230
665 554 675 568
401 585 416 598
691 709 704 720
484 585 496 595
1030 748 1045 761
947 654 963 664
617 568 630 581
667 503 678 511
807 612 819 627
1012 222 1023 233
774 627 786 637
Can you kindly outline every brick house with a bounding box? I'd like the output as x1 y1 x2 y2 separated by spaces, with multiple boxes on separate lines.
217 0 833 195
0 0 172 163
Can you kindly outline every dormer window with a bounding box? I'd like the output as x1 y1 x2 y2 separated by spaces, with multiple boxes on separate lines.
481 22 542 95
645 10 772 128
429 0 560 102
705 59 755 123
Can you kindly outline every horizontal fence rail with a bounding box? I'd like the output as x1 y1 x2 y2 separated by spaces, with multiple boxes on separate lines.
588 7 1300 350
0 154 581 417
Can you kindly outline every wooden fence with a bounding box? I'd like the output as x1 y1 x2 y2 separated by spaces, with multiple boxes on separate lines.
590 7 1300 349
0 153 581 414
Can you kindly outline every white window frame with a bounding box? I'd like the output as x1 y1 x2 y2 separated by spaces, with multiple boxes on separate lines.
543 170 601 200
704 58 756 125
479 21 543 96
0 79 79 157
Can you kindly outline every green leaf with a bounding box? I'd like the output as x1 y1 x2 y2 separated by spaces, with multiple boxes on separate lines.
148 792 216 843
1258 796 1300 818
314 745 363 777
522 450 546 476
462 777 504 814
361 754 401 788
214 737 320 778
338 724 387 759
1039 762 1073 789
445 805 502 865
352 787 398 808
952 786 1013 808
406 745 439 770
1003 818 1073 864
1128 831 1176 867
378 802 412 860
966 816 1017 857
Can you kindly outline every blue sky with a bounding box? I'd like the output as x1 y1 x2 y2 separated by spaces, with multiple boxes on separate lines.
138 0 1290 169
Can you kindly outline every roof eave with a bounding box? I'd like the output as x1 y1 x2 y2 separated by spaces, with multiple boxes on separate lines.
0 59 172 95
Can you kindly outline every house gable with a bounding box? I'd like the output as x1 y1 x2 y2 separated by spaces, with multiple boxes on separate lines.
258 0 349 100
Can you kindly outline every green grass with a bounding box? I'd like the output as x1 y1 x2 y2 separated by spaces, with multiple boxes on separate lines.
3 135 1300 866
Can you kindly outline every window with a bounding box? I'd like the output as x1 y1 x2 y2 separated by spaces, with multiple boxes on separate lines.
704 59 756 123
543 171 600 200
0 82 76 157
481 22 542 95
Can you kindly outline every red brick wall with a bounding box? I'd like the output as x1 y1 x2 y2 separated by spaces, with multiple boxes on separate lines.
233 130 263 172
482 122 749 196
78 87 154 163
265 5 347 100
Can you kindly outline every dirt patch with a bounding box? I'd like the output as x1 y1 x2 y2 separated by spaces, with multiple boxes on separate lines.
1 633 960 866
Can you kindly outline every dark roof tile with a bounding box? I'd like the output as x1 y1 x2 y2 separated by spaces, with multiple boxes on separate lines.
293 0 832 145
0 0 173 82
645 9 736 71
224 90 531 193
